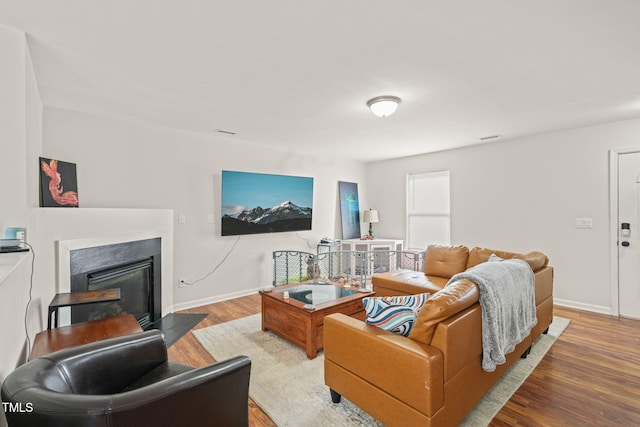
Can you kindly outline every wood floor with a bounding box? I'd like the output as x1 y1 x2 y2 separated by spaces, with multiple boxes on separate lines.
168 295 640 426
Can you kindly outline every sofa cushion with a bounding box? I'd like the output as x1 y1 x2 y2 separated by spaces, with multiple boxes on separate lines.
408 279 479 345
363 293 430 336
372 270 446 297
467 247 548 272
424 245 469 278
121 361 194 392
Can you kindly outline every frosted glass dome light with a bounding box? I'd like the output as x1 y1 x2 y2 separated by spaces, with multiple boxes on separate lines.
367 95 401 117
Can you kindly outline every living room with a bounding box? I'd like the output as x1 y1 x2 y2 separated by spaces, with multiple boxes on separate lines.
2 2 640 426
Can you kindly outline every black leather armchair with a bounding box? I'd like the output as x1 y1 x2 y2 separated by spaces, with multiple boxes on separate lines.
1 330 251 427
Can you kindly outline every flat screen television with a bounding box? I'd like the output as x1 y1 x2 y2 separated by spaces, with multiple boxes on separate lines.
221 170 314 236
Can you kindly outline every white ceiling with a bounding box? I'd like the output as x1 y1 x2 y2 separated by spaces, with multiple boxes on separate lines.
3 1 640 162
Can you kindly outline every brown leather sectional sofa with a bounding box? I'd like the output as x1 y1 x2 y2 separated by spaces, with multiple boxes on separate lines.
324 245 553 427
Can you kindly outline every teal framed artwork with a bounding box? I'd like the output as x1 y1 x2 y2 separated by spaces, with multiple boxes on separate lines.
338 181 360 239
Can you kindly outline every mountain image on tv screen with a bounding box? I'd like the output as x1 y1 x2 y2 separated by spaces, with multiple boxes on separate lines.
221 170 314 236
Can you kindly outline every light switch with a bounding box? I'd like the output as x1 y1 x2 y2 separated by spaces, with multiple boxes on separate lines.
575 218 593 229
208 214 215 224
178 214 186 224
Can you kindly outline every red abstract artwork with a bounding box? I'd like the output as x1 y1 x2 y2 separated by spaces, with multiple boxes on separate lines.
39 157 79 207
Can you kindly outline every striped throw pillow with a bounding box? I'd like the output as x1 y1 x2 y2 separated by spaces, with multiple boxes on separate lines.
363 293 430 336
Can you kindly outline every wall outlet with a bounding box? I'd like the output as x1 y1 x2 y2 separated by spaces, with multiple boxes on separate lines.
575 218 593 229
178 278 186 288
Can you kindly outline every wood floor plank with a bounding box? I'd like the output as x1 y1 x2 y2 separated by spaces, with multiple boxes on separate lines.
493 306 640 426
168 297 640 426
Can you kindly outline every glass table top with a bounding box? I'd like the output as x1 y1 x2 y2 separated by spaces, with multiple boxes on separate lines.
273 282 362 305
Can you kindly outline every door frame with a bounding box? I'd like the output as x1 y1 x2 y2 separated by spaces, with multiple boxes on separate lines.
609 148 640 317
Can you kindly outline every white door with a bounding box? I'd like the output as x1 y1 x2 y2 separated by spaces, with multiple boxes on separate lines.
618 152 640 319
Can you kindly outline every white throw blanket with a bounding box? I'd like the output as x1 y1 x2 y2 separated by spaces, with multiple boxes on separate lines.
448 257 537 372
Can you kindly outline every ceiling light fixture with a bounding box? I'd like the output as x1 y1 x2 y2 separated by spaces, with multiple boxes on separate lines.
367 95 401 117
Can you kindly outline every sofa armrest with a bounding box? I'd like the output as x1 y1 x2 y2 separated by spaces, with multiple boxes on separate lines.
111 355 251 427
324 313 444 417
534 266 553 305
2 356 251 427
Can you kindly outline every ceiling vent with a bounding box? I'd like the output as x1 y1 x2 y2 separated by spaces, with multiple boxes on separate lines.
214 129 237 135
478 134 502 141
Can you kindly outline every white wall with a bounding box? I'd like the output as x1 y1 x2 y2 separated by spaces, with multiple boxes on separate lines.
42 108 368 309
0 25 27 229
366 118 640 314
0 25 42 426
25 41 43 209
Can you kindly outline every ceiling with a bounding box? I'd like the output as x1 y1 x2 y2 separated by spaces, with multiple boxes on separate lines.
3 1 640 162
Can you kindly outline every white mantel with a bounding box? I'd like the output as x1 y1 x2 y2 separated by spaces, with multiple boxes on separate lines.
30 208 174 328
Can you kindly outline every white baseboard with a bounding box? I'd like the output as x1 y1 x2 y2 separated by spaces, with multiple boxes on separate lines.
553 298 613 315
170 286 264 313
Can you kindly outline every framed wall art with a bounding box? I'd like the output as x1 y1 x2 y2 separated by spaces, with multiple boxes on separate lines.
338 181 361 239
39 157 79 207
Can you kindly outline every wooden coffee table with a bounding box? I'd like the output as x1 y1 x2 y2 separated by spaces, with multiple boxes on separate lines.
260 280 374 359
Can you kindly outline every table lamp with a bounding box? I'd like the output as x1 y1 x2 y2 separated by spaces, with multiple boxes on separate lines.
363 209 379 238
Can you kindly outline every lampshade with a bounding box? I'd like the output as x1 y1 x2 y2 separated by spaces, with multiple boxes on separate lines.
367 96 401 117
363 209 379 223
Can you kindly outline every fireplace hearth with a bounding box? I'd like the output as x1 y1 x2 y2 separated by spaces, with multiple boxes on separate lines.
69 238 161 329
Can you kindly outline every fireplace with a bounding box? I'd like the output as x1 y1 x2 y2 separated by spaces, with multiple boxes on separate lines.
69 238 161 329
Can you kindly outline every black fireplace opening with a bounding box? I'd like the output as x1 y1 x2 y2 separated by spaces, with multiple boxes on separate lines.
69 238 161 329
87 258 154 329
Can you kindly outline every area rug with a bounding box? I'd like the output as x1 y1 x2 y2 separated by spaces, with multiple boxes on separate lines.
193 315 569 427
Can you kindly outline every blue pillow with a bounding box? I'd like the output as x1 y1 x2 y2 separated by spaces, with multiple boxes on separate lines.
363 293 430 336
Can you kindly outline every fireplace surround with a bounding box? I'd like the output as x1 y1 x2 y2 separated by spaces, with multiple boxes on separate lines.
69 238 161 329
